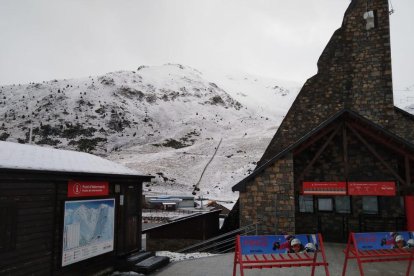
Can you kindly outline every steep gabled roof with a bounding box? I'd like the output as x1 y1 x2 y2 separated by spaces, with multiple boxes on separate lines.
255 0 395 169
232 109 414 192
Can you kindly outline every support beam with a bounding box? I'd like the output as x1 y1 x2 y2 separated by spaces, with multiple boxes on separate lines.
343 125 349 183
405 156 411 186
346 124 407 186
293 124 338 156
296 124 342 186
348 122 414 161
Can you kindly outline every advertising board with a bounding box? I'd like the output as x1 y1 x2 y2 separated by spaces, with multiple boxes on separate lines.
240 234 319 254
354 232 414 251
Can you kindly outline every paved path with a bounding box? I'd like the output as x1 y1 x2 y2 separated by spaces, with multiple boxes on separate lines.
153 243 411 276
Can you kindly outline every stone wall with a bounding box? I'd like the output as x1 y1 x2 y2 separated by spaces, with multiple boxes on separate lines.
237 0 414 239
240 154 295 234
258 0 397 167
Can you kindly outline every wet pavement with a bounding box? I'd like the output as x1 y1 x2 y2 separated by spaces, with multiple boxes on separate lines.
153 243 412 276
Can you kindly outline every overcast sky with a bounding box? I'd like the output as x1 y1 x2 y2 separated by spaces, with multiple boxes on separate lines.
0 0 413 90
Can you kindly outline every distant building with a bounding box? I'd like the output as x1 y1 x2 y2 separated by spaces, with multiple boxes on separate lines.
142 210 221 251
145 195 195 210
233 0 414 242
0 141 153 275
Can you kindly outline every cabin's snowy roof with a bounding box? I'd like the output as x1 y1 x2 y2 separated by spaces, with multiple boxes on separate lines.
0 141 146 176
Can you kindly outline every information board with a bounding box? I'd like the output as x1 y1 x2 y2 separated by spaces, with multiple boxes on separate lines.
62 198 115 267
302 182 347 195
67 181 109 197
348 182 396 196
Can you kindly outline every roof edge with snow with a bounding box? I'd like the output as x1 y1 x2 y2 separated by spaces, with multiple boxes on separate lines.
0 141 152 179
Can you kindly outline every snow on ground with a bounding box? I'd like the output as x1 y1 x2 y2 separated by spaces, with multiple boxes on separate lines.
2 64 294 206
111 252 218 276
205 71 302 120
156 251 216 263
394 87 414 111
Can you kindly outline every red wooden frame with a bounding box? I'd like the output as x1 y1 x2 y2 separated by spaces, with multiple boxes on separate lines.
233 234 330 276
342 232 414 276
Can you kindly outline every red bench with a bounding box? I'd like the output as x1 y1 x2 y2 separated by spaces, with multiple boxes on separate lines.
233 233 329 276
342 232 414 276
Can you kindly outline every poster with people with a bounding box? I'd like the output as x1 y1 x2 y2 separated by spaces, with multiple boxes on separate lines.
240 234 319 255
354 232 414 251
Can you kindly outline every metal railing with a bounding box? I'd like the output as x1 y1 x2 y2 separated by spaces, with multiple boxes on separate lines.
176 223 258 254
142 208 203 215
142 208 205 224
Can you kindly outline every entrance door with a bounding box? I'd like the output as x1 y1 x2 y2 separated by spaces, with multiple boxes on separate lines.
318 215 349 243
117 184 141 255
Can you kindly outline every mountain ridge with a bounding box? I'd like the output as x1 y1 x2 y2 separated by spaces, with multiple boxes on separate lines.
1 64 411 202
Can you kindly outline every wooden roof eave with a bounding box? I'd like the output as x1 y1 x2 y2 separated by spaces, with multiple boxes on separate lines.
232 108 414 192
0 167 154 183
232 109 348 192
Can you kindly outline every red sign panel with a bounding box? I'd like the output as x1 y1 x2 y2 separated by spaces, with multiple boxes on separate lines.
68 181 109 197
348 182 396 196
302 182 347 195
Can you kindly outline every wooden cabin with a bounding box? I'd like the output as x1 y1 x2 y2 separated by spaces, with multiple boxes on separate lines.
0 141 152 275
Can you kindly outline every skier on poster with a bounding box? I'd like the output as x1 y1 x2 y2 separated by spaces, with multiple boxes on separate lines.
272 235 295 252
392 235 406 249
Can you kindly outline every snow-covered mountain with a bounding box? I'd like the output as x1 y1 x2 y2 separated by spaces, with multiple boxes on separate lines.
0 64 300 202
1 64 412 204
394 84 414 111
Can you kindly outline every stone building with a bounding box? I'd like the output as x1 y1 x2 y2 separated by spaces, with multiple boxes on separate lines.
232 0 414 242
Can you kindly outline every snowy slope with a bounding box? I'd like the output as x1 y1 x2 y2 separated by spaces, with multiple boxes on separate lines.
0 64 301 203
394 84 414 111
2 64 411 204
206 72 301 120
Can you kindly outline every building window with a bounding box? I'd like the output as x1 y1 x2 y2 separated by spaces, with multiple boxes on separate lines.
335 196 351 214
400 197 405 210
299 195 314 213
0 202 17 252
318 198 333 212
363 10 376 30
362 196 379 215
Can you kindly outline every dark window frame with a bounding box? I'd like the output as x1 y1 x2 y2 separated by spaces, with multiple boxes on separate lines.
317 197 334 212
298 195 314 213
335 196 352 214
362 196 379 215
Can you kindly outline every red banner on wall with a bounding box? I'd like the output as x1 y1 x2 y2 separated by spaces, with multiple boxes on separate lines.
68 181 109 197
302 182 347 195
405 196 414 231
348 182 396 196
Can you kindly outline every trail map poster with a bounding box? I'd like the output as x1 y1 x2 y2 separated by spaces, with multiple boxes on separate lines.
62 199 115 267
